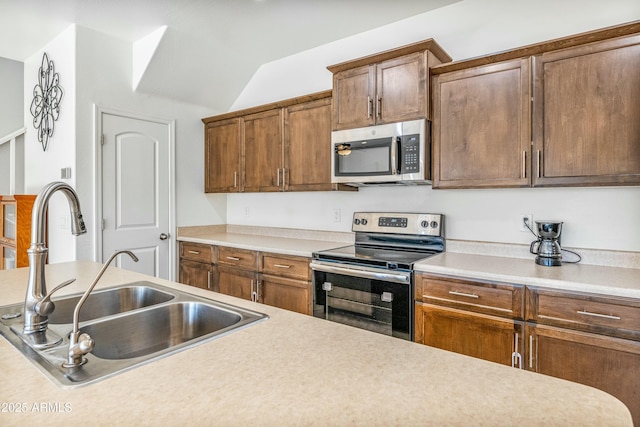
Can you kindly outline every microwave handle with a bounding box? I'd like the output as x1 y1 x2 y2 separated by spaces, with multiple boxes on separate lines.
391 136 400 175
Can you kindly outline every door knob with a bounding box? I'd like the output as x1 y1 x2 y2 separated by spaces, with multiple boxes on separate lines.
159 233 169 240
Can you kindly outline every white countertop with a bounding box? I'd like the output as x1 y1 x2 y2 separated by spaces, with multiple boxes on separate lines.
415 252 640 299
178 230 348 258
0 262 632 426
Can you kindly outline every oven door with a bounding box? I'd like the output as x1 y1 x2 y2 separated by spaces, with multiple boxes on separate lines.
310 262 412 341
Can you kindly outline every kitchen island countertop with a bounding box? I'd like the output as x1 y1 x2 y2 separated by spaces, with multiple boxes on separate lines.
0 261 633 426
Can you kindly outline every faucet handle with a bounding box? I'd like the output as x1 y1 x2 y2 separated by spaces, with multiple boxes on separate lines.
34 278 76 317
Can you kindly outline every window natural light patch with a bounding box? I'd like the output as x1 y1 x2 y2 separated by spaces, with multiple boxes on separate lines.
132 25 167 92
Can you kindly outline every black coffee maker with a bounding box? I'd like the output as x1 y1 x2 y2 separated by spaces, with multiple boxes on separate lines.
530 221 563 266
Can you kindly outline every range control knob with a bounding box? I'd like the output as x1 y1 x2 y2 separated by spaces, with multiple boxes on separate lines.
354 218 361 225
361 219 368 225
421 220 429 228
430 221 439 229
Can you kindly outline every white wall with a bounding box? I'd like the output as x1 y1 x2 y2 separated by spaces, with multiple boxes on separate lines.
228 0 640 253
0 57 24 194
23 26 78 263
23 24 227 263
0 57 23 137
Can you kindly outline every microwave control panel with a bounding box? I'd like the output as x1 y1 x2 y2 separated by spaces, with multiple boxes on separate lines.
399 134 420 173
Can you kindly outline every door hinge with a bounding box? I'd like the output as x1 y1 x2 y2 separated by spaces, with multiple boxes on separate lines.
101 219 105 230
101 134 105 145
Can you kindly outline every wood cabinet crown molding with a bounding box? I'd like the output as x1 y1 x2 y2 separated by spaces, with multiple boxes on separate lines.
327 38 452 73
431 20 640 75
202 90 331 124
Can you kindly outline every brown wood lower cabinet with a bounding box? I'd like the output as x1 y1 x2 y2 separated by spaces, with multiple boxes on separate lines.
178 243 313 315
179 259 215 291
218 265 256 301
527 323 640 426
178 242 216 291
260 275 311 315
414 274 640 425
415 303 524 367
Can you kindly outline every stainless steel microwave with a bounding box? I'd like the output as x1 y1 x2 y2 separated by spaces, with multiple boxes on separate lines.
331 119 429 186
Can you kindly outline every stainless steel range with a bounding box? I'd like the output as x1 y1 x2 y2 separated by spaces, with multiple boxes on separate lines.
310 212 445 341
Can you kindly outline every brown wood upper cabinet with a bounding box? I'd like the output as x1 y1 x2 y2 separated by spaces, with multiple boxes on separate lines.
243 108 283 192
432 58 532 188
532 34 640 186
203 91 352 193
328 39 451 130
204 118 241 193
431 23 640 189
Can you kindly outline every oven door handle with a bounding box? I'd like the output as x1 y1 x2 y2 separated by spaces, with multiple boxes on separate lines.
310 262 410 284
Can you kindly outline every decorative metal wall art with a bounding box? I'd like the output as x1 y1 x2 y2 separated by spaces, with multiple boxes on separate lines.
30 52 64 151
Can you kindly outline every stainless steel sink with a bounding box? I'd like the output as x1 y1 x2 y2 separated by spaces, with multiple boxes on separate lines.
86 302 243 360
48 283 175 324
0 282 267 388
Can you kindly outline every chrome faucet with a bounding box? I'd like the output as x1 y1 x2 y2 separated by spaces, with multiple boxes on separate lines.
20 182 86 349
63 250 139 368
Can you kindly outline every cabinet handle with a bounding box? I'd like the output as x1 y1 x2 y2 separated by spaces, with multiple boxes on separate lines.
376 96 382 118
448 290 479 299
577 310 621 320
282 168 287 187
256 280 261 302
521 151 526 178
529 335 534 369
367 96 372 118
536 150 541 178
251 279 257 302
511 332 523 369
207 271 211 290
226 256 241 261
233 171 238 188
188 250 201 255
273 264 291 269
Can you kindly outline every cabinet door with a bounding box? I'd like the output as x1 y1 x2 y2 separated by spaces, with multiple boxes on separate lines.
416 302 525 368
527 323 640 426
179 259 215 291
432 58 531 188
376 52 427 124
332 64 375 130
532 34 640 186
259 275 312 315
218 267 256 301
284 98 334 191
205 118 241 193
243 109 283 192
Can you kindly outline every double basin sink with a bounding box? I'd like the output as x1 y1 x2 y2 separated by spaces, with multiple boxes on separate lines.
0 281 267 387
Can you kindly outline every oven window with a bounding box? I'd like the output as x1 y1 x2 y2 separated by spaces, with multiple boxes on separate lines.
334 137 392 176
314 271 411 340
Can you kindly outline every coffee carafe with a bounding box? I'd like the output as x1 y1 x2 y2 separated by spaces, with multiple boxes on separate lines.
530 221 563 266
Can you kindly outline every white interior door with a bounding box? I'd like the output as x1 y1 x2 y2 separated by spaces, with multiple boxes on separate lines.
101 112 173 279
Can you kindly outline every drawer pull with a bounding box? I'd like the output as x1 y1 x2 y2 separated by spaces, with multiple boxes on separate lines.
577 310 621 320
187 250 201 255
226 256 241 261
448 290 479 299
273 264 291 269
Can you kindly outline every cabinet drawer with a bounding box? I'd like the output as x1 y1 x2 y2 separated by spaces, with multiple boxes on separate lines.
217 246 257 270
180 242 214 263
416 274 524 319
527 287 640 341
260 253 310 280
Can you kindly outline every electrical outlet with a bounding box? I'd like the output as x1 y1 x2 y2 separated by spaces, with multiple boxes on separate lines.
333 208 342 223
244 207 250 217
520 214 533 232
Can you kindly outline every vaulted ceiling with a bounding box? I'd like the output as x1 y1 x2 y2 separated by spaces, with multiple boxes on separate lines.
0 0 458 112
